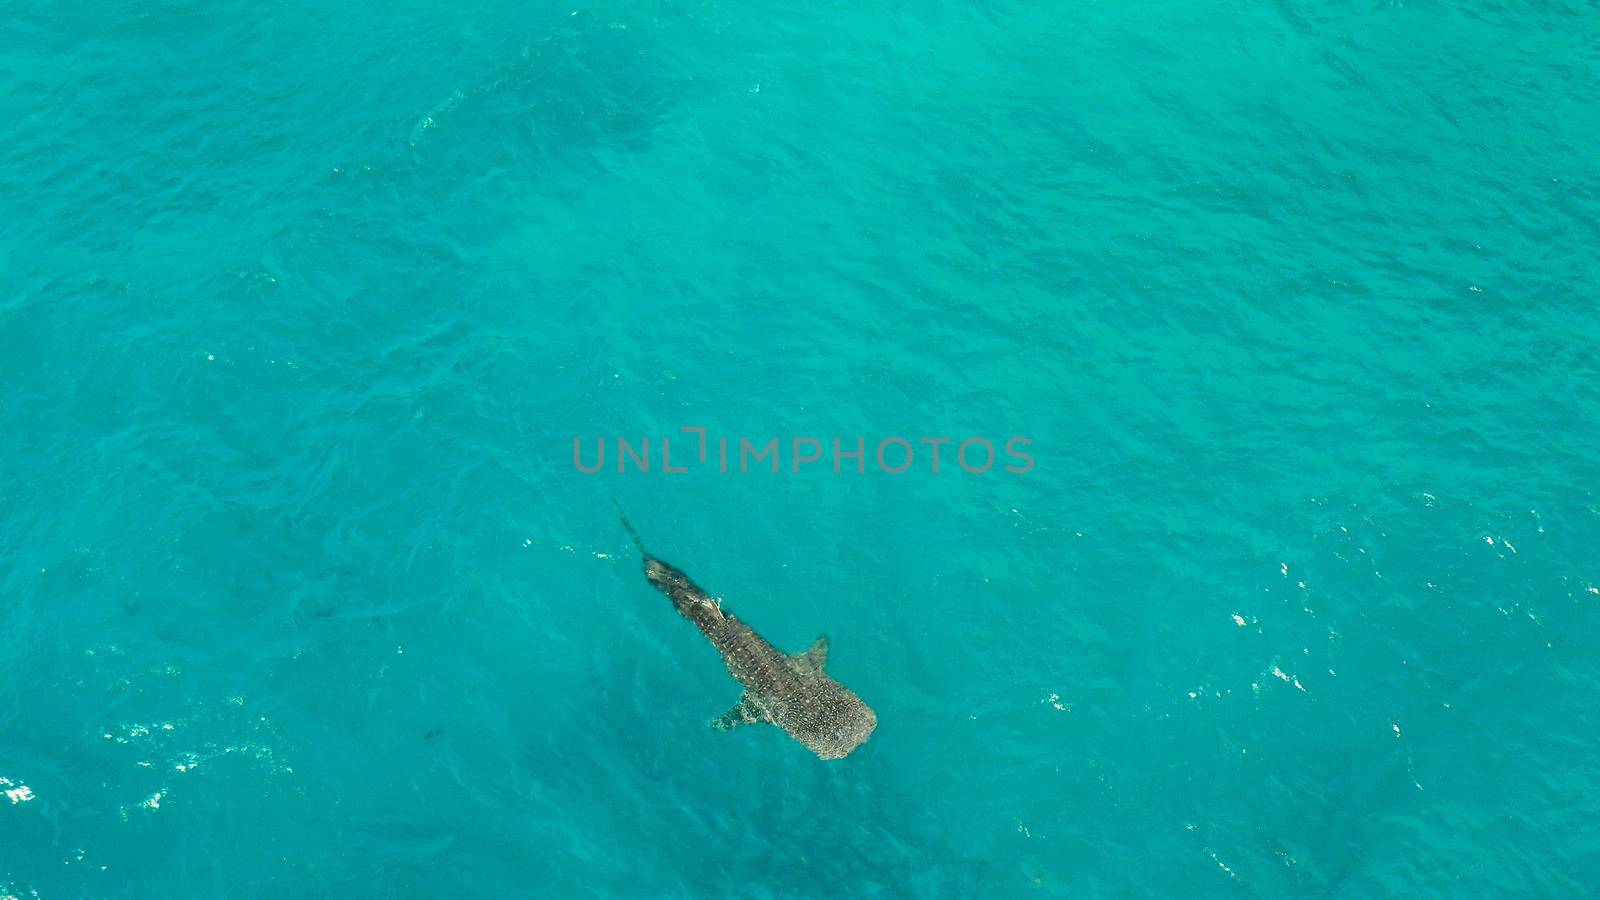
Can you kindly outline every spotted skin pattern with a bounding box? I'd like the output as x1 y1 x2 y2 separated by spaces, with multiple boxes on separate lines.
639 555 877 760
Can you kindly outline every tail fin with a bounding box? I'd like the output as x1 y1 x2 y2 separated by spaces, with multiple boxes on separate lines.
611 494 645 555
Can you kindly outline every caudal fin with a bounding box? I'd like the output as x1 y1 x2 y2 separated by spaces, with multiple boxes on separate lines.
610 494 645 555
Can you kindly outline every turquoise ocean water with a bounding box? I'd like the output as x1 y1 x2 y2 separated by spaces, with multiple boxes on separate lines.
3 1 1599 895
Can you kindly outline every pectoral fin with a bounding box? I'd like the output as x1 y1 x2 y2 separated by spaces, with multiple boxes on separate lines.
711 694 769 730
793 635 828 671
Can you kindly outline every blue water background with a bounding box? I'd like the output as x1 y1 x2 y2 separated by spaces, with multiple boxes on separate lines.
2 0 1598 895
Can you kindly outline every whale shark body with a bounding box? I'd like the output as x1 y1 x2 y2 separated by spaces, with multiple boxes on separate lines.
616 505 877 760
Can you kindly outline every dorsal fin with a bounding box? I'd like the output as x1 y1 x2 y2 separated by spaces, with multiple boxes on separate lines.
793 635 828 671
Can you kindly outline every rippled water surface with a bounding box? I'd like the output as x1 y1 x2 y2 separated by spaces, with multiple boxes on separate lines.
2 1 1598 895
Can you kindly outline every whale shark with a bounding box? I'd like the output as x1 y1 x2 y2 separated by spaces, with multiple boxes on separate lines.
614 501 877 760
